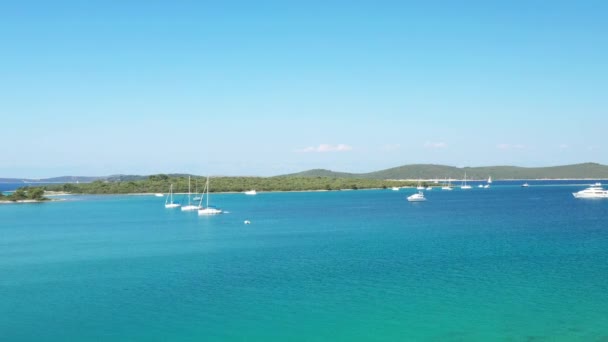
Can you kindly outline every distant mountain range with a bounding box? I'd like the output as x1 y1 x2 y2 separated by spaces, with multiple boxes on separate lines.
0 174 150 183
2 163 608 183
0 176 101 183
281 163 608 180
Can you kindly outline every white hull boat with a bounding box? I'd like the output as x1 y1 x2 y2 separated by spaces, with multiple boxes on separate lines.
442 178 452 190
460 172 472 189
573 186 608 199
198 176 223 215
198 207 223 215
164 184 181 209
407 191 426 202
181 176 200 211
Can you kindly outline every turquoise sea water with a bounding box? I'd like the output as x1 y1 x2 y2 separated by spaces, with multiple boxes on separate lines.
2 185 608 341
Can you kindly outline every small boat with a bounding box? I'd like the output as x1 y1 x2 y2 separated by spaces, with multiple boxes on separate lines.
522 183 529 187
425 186 433 190
478 184 484 188
391 187 400 191
441 178 453 191
198 176 223 215
482 176 492 188
416 179 425 190
164 184 181 208
192 179 202 201
154 193 164 197
460 172 472 189
572 185 608 199
198 206 223 215
407 191 426 202
244 190 257 195
181 176 200 211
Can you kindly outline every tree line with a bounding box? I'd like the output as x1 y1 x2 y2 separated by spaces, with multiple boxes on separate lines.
41 175 427 194
0 187 48 202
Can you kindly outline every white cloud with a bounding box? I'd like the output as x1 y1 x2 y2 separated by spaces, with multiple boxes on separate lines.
497 143 525 150
382 144 401 151
296 144 353 153
424 141 447 149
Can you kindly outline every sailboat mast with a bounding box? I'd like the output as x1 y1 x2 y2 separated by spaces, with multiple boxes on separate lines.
188 176 191 205
206 176 210 208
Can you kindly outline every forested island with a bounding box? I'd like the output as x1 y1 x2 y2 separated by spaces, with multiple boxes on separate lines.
7 162 607 197
41 175 422 194
0 187 49 202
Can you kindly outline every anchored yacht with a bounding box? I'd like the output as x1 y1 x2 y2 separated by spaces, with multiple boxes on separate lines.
572 185 608 199
407 191 426 202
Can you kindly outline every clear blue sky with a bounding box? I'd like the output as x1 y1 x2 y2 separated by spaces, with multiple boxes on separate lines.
1 1 607 177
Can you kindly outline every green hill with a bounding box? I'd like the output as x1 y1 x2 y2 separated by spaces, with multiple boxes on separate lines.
284 163 608 180
279 169 358 178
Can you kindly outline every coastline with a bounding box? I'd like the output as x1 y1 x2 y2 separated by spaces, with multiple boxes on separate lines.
0 199 61 204
45 182 599 197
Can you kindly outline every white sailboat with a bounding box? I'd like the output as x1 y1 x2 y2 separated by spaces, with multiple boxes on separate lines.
416 179 425 190
460 172 472 189
442 177 453 190
192 178 202 201
484 176 492 188
164 184 181 208
181 176 200 211
198 176 223 215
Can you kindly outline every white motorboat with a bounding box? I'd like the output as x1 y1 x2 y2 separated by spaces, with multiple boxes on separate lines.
391 187 400 191
154 193 164 197
244 190 257 195
407 191 426 202
522 183 529 187
572 186 608 199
